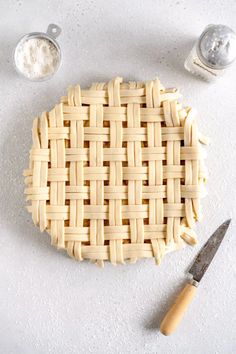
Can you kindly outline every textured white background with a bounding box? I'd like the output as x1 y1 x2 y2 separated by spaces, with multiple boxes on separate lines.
0 1 236 353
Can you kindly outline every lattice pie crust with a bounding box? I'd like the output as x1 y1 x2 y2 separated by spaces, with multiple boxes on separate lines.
24 77 207 266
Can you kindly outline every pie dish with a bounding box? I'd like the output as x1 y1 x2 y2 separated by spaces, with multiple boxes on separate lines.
24 77 207 266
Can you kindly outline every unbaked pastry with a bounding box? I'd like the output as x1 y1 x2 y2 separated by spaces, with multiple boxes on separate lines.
24 77 207 266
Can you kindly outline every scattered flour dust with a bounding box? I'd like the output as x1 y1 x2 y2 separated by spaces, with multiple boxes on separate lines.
15 37 60 80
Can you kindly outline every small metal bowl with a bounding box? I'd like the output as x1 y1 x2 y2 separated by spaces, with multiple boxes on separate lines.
14 24 62 82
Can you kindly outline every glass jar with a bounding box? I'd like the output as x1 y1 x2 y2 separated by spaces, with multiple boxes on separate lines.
185 24 236 81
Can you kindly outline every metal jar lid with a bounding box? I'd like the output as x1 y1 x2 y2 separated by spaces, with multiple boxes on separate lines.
197 24 236 70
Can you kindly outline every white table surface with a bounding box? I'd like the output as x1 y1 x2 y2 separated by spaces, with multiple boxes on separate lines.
1 1 236 353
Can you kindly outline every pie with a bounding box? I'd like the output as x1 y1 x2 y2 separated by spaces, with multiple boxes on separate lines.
24 77 207 266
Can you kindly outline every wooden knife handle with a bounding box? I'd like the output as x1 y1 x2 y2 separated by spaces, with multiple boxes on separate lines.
160 281 198 336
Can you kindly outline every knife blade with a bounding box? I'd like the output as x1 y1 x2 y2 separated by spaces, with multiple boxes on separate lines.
189 219 231 283
160 219 231 336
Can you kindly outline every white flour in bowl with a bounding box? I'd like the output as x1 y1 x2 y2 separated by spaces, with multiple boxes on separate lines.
15 37 60 80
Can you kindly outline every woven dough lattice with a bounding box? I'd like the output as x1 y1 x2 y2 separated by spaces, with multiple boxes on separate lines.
24 77 207 266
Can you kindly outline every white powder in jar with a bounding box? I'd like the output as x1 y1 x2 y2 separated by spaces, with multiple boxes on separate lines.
15 37 60 80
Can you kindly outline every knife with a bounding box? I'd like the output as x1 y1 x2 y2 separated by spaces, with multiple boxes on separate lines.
160 219 231 336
